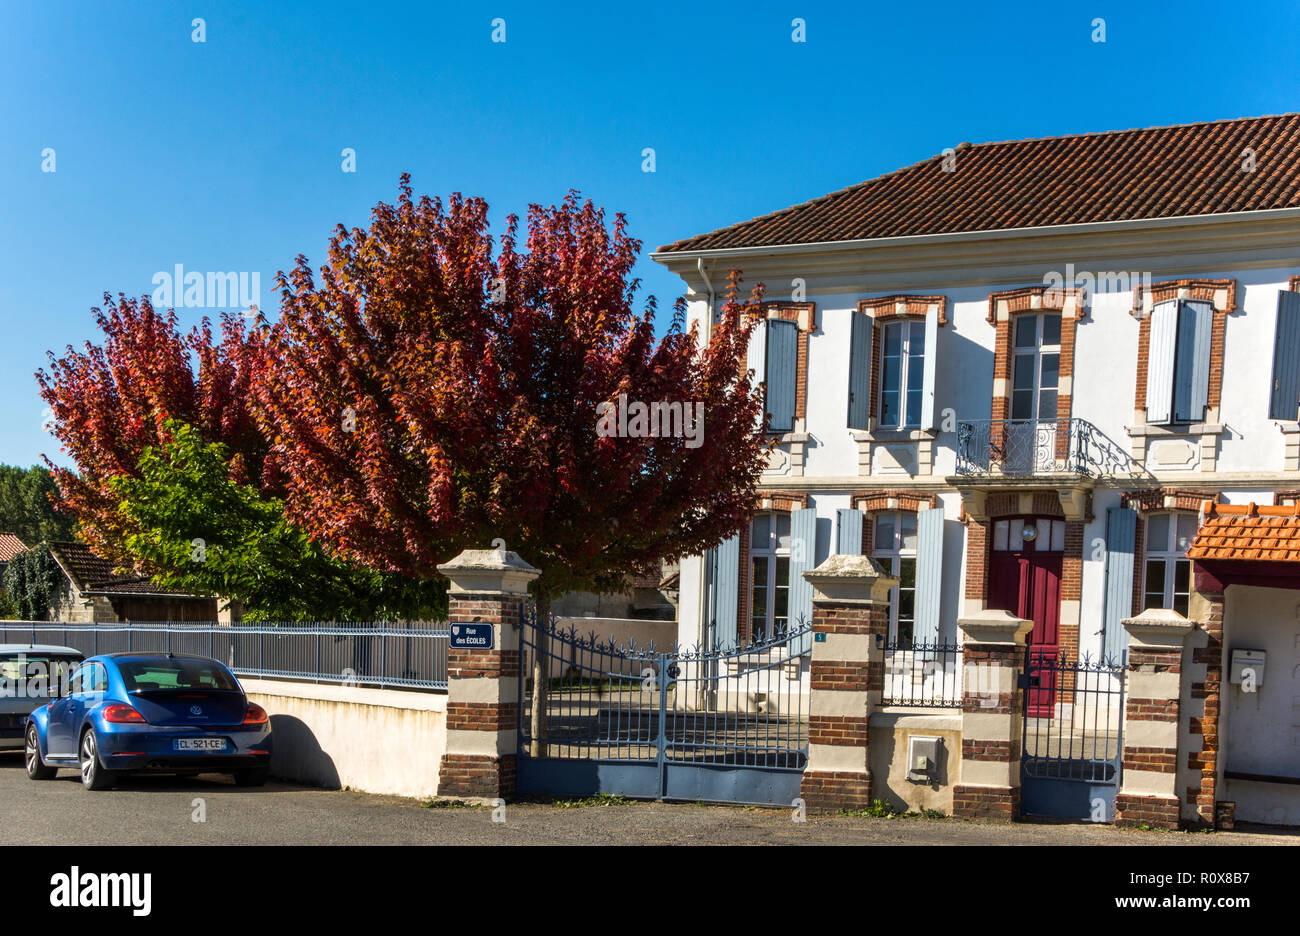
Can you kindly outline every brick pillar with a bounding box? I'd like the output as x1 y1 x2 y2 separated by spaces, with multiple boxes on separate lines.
1114 608 1194 830
798 554 896 812
434 548 539 801
1190 586 1225 826
952 609 1032 820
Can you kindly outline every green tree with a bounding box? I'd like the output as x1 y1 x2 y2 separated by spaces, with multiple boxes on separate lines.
2 544 67 621
0 465 77 545
111 421 445 622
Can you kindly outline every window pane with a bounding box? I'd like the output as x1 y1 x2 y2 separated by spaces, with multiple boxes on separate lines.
901 512 918 551
897 558 916 643
1013 353 1036 390
751 514 771 548
1145 559 1166 600
993 520 1009 551
1009 518 1025 545
1011 389 1034 420
1175 514 1197 553
751 557 769 635
1147 514 1170 553
1040 353 1060 390
1038 389 1058 419
909 320 926 355
1051 520 1065 552
1173 594 1189 617
906 347 925 390
1042 314 1062 346
1173 559 1190 596
1036 519 1052 548
775 513 792 550
875 513 896 551
1015 316 1037 348
905 389 923 428
880 389 900 427
774 557 791 631
883 322 902 356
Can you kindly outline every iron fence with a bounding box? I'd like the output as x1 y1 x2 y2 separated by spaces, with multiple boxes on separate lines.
881 636 962 707
0 621 449 691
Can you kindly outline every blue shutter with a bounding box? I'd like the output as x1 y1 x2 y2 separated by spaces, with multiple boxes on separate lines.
1145 300 1178 424
847 311 872 430
912 507 944 645
710 535 740 651
1101 507 1137 664
746 319 768 432
766 319 798 433
1270 290 1300 420
787 508 817 654
920 304 939 429
835 508 863 555
1174 300 1213 423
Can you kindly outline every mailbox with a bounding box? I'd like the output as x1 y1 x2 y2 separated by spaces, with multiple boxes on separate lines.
906 735 943 783
1228 649 1266 687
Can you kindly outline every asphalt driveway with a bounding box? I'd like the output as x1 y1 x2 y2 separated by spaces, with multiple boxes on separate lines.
1 751 1295 846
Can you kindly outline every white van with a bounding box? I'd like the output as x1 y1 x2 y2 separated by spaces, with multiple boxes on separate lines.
0 645 83 748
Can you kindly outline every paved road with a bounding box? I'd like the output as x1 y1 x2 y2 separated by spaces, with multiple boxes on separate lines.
1 750 1295 846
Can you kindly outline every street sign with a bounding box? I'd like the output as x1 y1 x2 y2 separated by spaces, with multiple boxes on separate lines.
449 623 495 650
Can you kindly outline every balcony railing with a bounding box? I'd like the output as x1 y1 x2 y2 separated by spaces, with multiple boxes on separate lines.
954 418 1146 478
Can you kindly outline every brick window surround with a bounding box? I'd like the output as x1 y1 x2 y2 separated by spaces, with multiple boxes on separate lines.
850 490 940 553
986 287 1085 462
1120 488 1223 618
737 491 809 644
1130 278 1237 421
747 302 815 435
857 295 947 426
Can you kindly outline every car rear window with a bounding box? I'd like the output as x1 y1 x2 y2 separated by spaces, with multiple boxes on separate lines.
0 653 81 696
118 658 239 692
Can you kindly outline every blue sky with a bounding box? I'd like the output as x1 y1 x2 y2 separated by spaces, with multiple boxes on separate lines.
3 0 1299 469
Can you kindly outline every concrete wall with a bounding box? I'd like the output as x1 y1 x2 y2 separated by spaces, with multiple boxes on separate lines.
868 710 961 814
243 678 446 800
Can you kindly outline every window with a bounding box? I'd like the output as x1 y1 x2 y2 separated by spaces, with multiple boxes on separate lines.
748 317 799 434
873 512 917 641
71 662 106 696
750 513 792 640
1010 313 1061 421
878 320 926 429
1142 512 1196 616
992 517 1066 552
1146 299 1214 425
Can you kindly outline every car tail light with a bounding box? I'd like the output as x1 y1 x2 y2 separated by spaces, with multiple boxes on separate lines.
243 703 269 725
103 704 146 724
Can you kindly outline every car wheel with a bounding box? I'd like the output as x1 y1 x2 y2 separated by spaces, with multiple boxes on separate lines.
25 723 56 780
233 766 270 787
79 729 116 791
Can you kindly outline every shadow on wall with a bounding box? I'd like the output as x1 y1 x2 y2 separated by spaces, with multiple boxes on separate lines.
266 714 341 790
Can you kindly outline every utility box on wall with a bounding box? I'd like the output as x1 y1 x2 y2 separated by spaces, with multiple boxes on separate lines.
1228 649 1266 687
906 735 943 783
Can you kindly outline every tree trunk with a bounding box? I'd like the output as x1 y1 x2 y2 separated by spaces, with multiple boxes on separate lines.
529 584 550 758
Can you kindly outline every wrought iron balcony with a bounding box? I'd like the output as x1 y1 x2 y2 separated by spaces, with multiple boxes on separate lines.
954 418 1145 479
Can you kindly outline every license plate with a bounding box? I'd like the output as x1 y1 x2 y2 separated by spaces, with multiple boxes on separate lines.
174 738 227 752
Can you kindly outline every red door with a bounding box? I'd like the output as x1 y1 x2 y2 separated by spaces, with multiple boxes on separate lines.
988 539 1061 718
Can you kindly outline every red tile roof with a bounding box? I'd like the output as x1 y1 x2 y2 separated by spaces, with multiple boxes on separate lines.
1186 502 1300 563
657 114 1300 253
0 533 27 563
48 542 199 597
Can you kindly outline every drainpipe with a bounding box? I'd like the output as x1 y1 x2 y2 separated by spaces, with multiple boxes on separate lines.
697 257 716 341
696 257 716 651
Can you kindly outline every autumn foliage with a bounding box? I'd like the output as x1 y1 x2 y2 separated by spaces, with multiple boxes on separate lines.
254 176 770 601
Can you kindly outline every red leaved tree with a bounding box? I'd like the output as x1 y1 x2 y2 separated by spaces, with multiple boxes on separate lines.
254 176 769 617
36 295 264 562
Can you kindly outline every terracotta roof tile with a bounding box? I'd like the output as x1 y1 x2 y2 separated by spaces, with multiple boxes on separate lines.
0 534 28 563
1187 502 1300 563
657 114 1300 253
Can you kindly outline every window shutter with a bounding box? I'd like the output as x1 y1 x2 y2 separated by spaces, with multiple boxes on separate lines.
709 535 740 651
920 304 939 429
1145 299 1178 424
835 508 863 555
912 507 944 645
766 319 798 433
1173 299 1214 423
746 318 768 432
1270 290 1300 421
847 311 872 430
1101 507 1137 664
787 508 817 654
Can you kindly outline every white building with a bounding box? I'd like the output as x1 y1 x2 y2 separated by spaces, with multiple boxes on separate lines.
654 114 1300 823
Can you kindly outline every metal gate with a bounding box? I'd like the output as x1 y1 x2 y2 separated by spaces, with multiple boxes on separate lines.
1020 651 1126 821
516 608 810 806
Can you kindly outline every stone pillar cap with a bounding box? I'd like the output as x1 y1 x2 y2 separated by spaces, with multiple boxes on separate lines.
437 548 540 595
1122 607 1195 649
958 608 1033 647
802 554 898 604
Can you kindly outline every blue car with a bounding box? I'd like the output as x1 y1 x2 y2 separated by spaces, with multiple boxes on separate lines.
25 653 272 790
